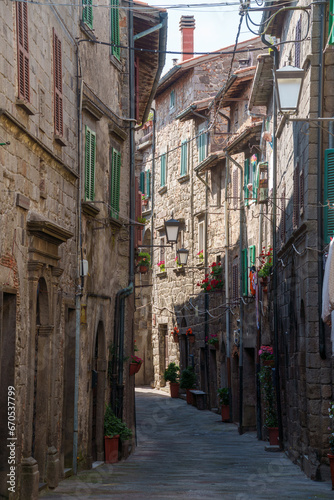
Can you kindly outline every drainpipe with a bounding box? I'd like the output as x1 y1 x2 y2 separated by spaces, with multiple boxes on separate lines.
150 108 156 265
261 33 283 448
204 167 210 404
225 152 244 434
224 157 231 400
73 46 84 476
316 0 326 359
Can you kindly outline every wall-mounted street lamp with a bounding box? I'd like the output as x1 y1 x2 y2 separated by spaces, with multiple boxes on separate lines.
176 248 189 266
164 216 181 244
275 65 305 114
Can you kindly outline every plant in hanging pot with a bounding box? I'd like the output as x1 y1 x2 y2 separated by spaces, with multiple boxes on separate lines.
328 402 334 489
218 387 230 422
180 366 196 404
164 362 180 398
208 333 219 349
259 345 274 366
197 262 224 293
197 250 204 263
186 328 195 343
104 404 132 464
170 327 180 343
157 260 166 273
129 355 143 375
137 251 151 273
258 247 273 291
259 366 279 446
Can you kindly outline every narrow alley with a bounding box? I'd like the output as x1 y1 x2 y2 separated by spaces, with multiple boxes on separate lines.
41 388 333 500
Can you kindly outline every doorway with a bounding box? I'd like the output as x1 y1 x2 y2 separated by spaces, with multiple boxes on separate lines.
91 322 106 462
62 307 75 470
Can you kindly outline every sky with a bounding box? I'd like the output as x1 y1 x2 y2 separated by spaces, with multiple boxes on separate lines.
142 0 263 74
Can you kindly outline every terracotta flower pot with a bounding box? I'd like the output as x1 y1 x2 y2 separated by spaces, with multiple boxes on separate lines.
139 265 148 273
268 427 279 446
328 454 334 489
173 333 179 343
221 404 230 422
104 435 119 464
129 362 142 375
169 382 180 398
186 389 193 405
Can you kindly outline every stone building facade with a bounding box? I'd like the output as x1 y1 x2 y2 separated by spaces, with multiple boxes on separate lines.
0 0 167 497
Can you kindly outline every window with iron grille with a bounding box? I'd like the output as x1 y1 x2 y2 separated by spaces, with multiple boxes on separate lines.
53 29 63 136
111 148 121 219
82 0 93 29
110 0 120 60
170 90 175 109
16 2 30 102
180 140 188 176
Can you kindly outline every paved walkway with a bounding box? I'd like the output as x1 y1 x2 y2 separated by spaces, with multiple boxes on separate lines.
41 387 333 499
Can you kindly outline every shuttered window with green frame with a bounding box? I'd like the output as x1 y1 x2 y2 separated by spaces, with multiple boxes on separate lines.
244 158 249 206
146 170 151 197
111 148 121 219
251 154 259 202
198 128 207 163
84 126 96 201
248 245 256 294
82 0 93 29
242 248 248 296
324 148 334 242
160 153 166 187
180 140 188 176
110 0 120 60
329 0 334 45
140 171 145 194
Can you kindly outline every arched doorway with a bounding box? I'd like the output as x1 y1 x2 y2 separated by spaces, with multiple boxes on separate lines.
91 322 106 462
32 277 51 482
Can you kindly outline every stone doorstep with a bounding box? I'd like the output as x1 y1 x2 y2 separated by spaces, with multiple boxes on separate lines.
39 482 48 491
264 445 281 452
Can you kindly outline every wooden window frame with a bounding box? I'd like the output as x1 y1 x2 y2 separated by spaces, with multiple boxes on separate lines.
16 2 30 102
53 29 63 137
160 153 167 188
180 140 188 177
84 126 96 201
110 0 120 60
170 90 175 109
82 0 93 29
198 123 207 163
111 147 121 219
146 170 151 198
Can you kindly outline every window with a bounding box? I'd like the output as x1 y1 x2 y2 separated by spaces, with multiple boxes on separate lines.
16 2 30 102
111 0 120 60
111 148 121 219
324 148 334 243
295 16 301 67
84 126 96 201
248 245 256 294
233 169 238 209
135 177 142 248
140 171 145 194
198 221 204 256
82 0 93 29
198 123 207 163
329 0 334 46
242 248 248 296
170 90 175 109
293 162 299 229
251 154 259 202
160 153 167 187
180 140 188 176
53 29 63 136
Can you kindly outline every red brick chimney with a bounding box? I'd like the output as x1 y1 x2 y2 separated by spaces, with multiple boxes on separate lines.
179 16 195 62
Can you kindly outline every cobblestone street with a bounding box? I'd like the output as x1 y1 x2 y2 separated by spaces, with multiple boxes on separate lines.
41 388 334 499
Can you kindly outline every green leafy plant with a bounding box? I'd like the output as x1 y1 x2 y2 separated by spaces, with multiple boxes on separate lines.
164 362 180 383
138 251 151 267
157 260 165 272
258 247 273 278
197 250 204 261
137 216 148 225
259 367 278 428
180 366 196 389
197 261 224 292
217 387 229 406
208 333 218 346
104 404 132 440
328 402 334 454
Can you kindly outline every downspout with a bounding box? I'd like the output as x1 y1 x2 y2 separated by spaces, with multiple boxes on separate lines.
204 167 210 404
150 108 156 265
73 46 84 476
316 0 326 359
225 157 231 402
225 152 244 434
261 33 283 447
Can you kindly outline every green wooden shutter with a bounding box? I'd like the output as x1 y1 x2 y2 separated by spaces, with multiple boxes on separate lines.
242 248 248 296
160 154 166 187
111 148 121 219
324 148 334 243
252 154 258 202
170 90 175 109
329 0 334 45
244 158 249 207
140 171 145 194
83 0 93 29
249 245 256 268
180 140 187 176
198 132 207 163
111 0 120 59
85 126 95 201
146 170 150 197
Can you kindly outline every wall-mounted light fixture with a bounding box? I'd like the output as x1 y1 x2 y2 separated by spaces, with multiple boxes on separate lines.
274 65 305 114
176 248 189 266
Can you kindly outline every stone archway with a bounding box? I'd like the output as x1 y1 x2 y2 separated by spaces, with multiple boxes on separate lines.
91 321 106 462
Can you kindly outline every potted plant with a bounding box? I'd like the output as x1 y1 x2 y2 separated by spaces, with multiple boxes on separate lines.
259 366 279 445
142 194 148 206
328 402 334 489
218 387 230 422
164 362 180 398
104 404 132 464
157 260 165 273
186 327 195 343
129 355 143 376
180 366 196 404
137 216 148 225
208 333 219 349
258 246 273 291
197 261 224 292
259 345 274 367
137 251 151 273
197 250 204 263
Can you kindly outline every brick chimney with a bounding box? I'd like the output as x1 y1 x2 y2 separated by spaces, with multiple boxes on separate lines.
179 16 195 62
